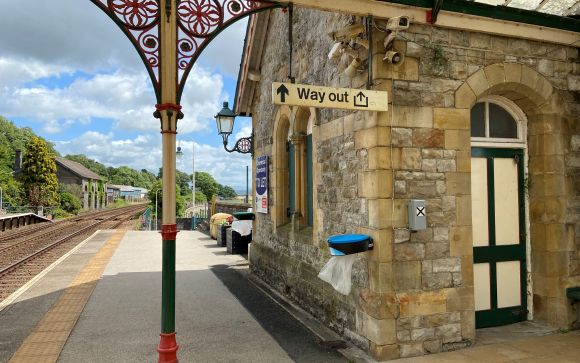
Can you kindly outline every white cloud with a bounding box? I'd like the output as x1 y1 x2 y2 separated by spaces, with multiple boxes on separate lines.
0 1 247 77
1 66 224 134
234 117 253 141
197 19 248 77
0 57 72 88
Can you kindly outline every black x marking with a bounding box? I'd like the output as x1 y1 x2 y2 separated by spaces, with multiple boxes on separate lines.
416 207 425 217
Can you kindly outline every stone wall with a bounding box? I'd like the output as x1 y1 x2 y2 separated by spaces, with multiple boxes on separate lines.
214 201 252 215
248 6 580 361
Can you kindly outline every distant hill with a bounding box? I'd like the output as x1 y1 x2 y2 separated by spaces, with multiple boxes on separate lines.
64 154 158 190
0 116 157 196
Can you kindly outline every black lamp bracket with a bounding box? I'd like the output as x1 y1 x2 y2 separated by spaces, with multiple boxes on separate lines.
223 133 253 156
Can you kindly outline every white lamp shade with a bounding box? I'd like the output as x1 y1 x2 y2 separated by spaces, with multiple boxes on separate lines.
216 116 234 135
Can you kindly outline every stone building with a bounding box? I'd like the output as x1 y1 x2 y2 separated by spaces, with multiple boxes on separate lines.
54 157 107 210
13 152 107 210
235 1 580 361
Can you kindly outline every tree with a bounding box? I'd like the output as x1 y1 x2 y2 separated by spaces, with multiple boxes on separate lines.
218 185 237 200
176 170 191 196
60 191 82 214
0 116 57 207
65 154 108 178
158 168 191 196
195 171 219 202
147 180 185 219
20 137 59 207
194 191 206 204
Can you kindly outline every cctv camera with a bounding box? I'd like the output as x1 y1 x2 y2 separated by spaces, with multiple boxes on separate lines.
383 50 404 65
329 24 365 42
386 16 410 31
344 58 362 78
328 42 347 60
353 37 369 49
383 32 397 50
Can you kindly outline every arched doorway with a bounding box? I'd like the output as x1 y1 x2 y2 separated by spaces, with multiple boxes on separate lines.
456 62 572 329
470 96 528 328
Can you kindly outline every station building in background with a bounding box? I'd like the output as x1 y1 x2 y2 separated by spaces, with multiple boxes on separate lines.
235 2 580 360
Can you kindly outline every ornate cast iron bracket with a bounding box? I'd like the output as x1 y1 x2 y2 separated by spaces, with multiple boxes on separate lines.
90 0 281 104
222 133 253 155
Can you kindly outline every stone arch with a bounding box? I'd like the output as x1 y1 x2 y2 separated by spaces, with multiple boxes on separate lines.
455 63 560 114
288 107 317 227
272 106 292 227
455 63 573 327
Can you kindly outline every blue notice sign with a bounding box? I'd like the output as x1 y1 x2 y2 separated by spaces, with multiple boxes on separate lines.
255 156 268 214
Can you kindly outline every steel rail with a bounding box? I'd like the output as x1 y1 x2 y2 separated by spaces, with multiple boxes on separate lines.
0 205 146 277
0 207 135 242
0 205 145 254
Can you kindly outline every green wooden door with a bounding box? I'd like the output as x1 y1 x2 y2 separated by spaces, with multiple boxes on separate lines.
288 142 295 217
306 134 313 226
471 148 527 328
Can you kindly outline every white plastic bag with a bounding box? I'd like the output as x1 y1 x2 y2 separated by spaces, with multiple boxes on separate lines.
318 255 358 295
231 220 252 236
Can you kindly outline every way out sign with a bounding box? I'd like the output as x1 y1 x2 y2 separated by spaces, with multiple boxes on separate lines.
272 82 388 112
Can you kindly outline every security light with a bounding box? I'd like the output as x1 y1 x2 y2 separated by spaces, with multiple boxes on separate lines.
344 58 362 78
328 42 347 60
328 24 365 42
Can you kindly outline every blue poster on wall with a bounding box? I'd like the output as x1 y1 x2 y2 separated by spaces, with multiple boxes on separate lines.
255 156 268 214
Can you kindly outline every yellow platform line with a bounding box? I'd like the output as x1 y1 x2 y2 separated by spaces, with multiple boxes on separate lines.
9 230 127 363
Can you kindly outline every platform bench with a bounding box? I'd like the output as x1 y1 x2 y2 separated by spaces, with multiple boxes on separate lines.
567 287 580 329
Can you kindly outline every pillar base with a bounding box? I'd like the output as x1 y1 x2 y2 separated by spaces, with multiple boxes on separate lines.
157 332 179 363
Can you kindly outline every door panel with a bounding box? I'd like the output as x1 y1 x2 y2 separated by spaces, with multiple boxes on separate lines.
471 158 489 247
471 148 526 328
474 263 491 311
493 158 520 246
496 261 521 308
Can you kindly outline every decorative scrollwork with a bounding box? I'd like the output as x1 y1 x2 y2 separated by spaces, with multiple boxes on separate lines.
176 0 277 101
91 0 279 104
109 0 159 29
177 37 198 70
178 0 223 37
234 137 253 154
138 31 160 67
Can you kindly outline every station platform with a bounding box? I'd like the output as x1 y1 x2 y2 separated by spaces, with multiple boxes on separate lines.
0 213 51 231
0 230 346 363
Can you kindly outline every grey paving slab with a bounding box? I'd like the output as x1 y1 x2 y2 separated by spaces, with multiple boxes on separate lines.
58 231 301 363
0 230 115 363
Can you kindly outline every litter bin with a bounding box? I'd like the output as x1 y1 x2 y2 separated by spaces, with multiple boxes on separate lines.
226 228 251 254
217 223 230 247
327 234 374 256
209 213 232 239
232 212 255 221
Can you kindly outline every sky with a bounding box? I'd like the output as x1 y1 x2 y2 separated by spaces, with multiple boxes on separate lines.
0 1 253 191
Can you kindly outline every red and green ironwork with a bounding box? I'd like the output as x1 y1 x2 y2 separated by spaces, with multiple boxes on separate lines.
89 1 280 362
90 0 279 103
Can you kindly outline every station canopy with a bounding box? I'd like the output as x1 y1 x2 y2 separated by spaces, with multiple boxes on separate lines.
475 0 579 16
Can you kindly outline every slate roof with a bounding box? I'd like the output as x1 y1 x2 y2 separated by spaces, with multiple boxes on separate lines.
56 157 104 181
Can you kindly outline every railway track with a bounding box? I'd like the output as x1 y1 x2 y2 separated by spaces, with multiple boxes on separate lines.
0 204 146 301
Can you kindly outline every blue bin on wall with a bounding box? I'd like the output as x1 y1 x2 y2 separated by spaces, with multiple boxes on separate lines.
327 234 373 256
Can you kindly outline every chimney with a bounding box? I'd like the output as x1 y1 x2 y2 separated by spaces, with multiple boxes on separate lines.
14 150 22 172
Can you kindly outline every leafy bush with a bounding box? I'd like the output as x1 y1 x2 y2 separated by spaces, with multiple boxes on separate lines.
51 208 70 220
60 191 82 214
114 198 126 208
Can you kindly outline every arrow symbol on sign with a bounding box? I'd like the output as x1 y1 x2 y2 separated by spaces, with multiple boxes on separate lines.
277 84 289 103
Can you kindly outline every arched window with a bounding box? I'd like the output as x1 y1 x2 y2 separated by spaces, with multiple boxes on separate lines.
470 97 525 145
273 107 315 229
290 108 314 228
272 109 291 226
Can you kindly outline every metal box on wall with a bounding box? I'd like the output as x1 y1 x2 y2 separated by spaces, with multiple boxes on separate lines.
408 199 427 231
